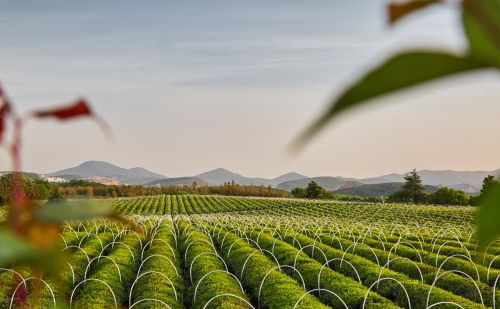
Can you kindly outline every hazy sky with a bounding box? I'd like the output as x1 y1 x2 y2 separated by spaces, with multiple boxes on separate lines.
0 0 499 178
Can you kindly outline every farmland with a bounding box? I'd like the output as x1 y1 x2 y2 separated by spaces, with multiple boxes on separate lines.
0 195 496 308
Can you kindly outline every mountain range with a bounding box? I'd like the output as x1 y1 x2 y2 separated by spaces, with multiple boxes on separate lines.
195 168 305 187
48 161 166 185
333 182 440 197
45 160 498 194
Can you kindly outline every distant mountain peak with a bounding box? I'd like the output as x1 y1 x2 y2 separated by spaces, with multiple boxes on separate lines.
79 160 114 166
277 176 358 191
277 172 306 178
129 167 151 172
270 172 307 186
213 167 231 172
199 168 278 186
49 160 166 185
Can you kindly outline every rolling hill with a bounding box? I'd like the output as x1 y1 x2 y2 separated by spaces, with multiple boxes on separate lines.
196 168 279 186
333 182 439 197
277 177 361 191
360 169 499 187
270 172 307 187
146 177 206 187
49 161 166 185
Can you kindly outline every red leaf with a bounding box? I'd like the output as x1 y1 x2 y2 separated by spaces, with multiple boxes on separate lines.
31 98 112 140
388 0 443 24
33 99 92 120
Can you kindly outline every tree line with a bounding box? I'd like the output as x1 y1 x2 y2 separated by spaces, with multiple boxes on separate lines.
0 174 51 205
52 179 288 198
290 169 496 206
0 175 289 205
1 171 495 206
290 181 382 203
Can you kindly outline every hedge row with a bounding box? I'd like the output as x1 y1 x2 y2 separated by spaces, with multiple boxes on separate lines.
351 233 500 286
1 229 86 308
243 228 401 309
131 220 184 309
284 232 485 309
72 233 143 307
34 230 116 307
317 233 497 306
208 225 331 309
362 232 500 270
0 267 30 308
178 220 250 309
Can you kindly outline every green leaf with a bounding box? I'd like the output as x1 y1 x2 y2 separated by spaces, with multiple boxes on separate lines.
478 182 500 248
36 200 114 222
388 0 443 24
292 51 487 150
0 229 38 267
462 0 500 67
0 229 65 273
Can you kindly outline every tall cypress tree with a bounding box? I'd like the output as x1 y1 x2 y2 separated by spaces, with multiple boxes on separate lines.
401 169 426 204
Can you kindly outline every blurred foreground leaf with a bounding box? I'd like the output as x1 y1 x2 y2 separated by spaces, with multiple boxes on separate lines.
36 200 114 222
294 0 500 252
0 229 63 273
388 0 443 24
35 200 142 233
32 99 92 120
30 99 112 139
292 51 487 149
0 229 37 267
478 183 500 248
462 0 500 66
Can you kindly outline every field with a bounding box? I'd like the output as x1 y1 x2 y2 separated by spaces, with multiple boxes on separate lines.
0 195 497 308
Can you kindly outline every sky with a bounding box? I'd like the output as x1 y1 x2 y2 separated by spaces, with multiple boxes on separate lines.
0 0 499 179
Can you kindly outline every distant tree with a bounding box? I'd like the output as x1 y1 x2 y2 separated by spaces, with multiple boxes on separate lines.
306 181 323 199
47 190 67 203
291 187 307 198
480 175 497 195
388 169 427 204
470 175 499 206
321 190 334 199
200 184 209 195
429 187 469 206
86 186 94 198
291 182 335 199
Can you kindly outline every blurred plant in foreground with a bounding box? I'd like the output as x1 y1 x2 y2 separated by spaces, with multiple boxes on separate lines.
0 84 125 306
293 0 499 248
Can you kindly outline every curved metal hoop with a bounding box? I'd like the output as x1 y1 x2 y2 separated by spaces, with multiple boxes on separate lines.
70 278 118 308
293 288 348 309
202 293 254 309
10 277 56 309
